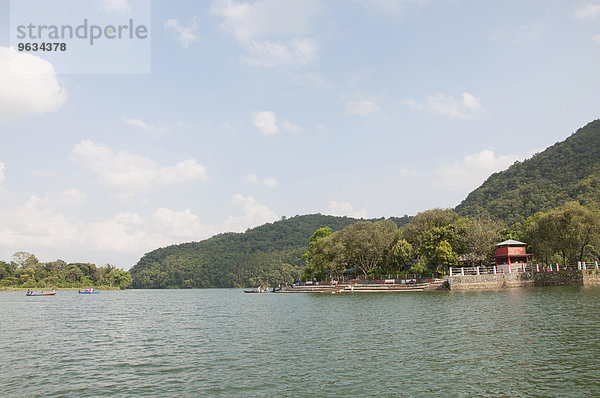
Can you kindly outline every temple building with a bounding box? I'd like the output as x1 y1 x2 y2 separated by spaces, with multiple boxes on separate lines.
493 239 532 270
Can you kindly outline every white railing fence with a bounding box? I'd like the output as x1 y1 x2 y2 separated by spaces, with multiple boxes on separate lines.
449 261 600 277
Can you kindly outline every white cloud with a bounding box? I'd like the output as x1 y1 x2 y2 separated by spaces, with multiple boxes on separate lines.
153 208 208 238
434 149 520 188
252 111 301 134
0 194 200 260
405 92 483 119
262 177 278 188
594 34 600 45
245 173 278 188
461 93 482 112
0 195 82 249
0 46 66 122
99 0 131 14
223 193 278 232
164 18 200 48
0 193 172 263
0 161 5 183
575 4 600 18
211 0 321 67
70 140 208 193
344 99 382 116
281 119 302 133
244 173 259 183
212 0 321 42
124 117 169 138
242 39 317 67
399 168 418 177
252 111 279 135
0 188 278 266
326 201 367 219
84 212 160 253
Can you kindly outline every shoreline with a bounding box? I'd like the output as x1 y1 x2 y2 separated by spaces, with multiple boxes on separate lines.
0 287 124 292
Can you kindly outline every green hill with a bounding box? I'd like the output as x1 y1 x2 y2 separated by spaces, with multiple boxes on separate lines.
456 119 600 225
131 120 600 288
130 214 411 288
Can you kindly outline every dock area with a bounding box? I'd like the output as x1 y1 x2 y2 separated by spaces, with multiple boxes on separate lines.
280 278 447 293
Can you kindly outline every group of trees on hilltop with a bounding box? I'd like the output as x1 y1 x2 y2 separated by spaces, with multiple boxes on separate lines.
0 252 132 289
302 210 502 280
303 203 600 281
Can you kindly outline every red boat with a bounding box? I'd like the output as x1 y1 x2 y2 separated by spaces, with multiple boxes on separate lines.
26 290 56 296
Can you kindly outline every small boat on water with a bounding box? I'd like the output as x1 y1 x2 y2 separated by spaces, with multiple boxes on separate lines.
244 285 283 293
244 285 274 293
79 288 100 294
26 289 56 296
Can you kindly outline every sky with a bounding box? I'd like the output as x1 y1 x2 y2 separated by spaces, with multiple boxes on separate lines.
0 0 599 268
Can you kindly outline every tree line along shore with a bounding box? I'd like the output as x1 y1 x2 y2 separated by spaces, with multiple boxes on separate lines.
302 202 600 282
2 200 597 290
0 252 132 290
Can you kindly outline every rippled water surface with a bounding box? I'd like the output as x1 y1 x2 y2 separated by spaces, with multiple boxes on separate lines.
2 287 600 397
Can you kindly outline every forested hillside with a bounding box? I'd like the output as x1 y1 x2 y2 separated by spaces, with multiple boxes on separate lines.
456 120 600 224
131 120 600 288
130 214 411 288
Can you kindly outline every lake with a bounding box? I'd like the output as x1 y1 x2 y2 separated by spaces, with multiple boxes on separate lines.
1 287 600 397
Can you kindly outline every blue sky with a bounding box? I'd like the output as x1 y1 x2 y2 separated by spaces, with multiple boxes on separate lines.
1 0 599 268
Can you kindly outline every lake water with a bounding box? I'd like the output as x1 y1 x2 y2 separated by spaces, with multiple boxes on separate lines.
1 287 600 397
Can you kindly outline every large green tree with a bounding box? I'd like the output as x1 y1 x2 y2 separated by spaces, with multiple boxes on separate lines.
339 219 397 277
303 233 348 281
403 209 459 251
461 217 502 266
385 238 413 272
108 269 133 289
402 209 467 270
432 240 458 270
524 202 600 264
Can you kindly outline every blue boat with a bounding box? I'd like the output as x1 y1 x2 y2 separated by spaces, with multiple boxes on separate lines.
78 288 100 294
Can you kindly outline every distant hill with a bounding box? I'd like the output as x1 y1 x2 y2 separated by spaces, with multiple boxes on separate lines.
130 214 411 288
456 119 600 225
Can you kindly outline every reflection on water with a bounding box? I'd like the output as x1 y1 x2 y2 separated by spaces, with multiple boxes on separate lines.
1 287 599 396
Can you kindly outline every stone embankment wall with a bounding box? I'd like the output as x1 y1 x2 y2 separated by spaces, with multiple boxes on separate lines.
449 272 533 290
448 269 600 290
533 270 584 286
583 270 600 286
